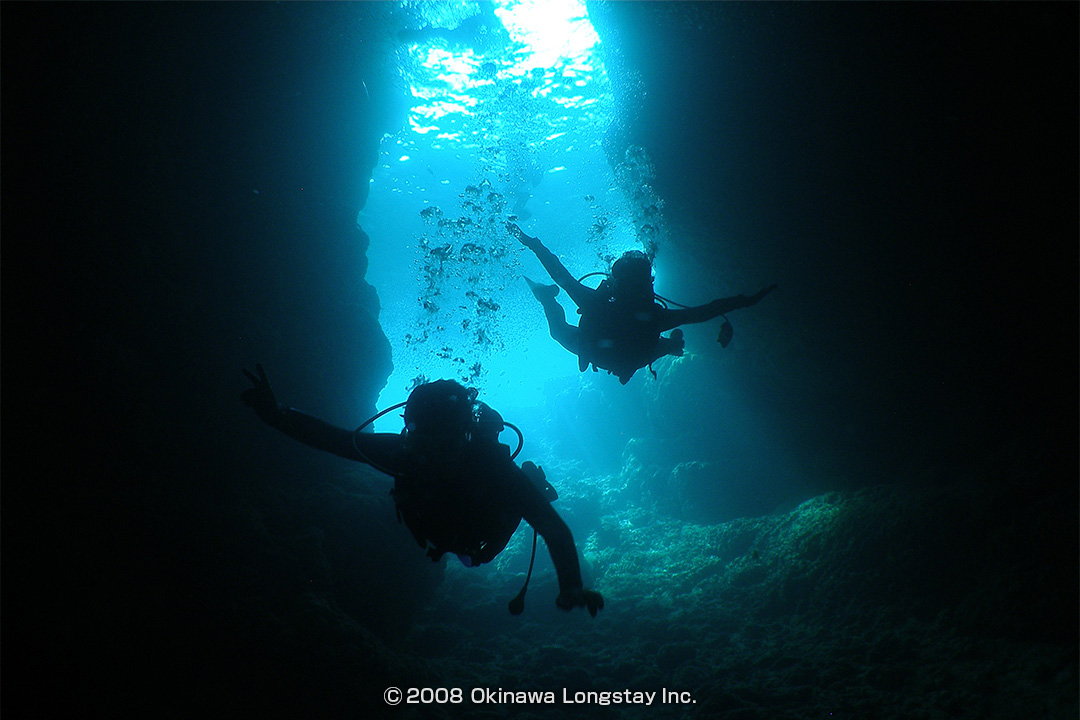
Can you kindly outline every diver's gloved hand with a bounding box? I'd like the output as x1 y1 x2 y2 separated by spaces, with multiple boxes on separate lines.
746 284 777 306
505 222 539 250
521 461 544 483
241 364 285 427
556 588 604 617
521 461 558 502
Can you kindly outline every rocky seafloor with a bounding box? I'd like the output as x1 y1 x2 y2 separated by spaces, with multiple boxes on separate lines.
212 437 1076 720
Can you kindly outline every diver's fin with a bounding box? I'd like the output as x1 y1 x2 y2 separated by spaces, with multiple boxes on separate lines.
524 276 558 301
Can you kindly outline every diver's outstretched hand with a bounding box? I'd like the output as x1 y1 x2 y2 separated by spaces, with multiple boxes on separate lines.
556 588 605 617
241 364 284 427
747 284 777 306
506 221 540 250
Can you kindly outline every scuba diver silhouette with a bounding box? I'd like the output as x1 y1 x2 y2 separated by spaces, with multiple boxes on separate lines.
241 365 603 617
508 223 777 384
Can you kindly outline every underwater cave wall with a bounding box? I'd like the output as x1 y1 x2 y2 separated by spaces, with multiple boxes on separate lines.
9 5 435 712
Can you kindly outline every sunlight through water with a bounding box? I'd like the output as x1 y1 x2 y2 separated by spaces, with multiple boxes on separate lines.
362 0 666 443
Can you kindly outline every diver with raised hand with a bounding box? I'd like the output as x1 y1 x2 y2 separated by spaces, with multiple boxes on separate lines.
508 223 776 384
241 365 603 617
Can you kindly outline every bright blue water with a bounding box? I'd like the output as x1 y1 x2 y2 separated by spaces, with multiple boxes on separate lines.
361 0 664 461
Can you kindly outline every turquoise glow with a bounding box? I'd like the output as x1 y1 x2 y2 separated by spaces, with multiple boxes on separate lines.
362 0 661 447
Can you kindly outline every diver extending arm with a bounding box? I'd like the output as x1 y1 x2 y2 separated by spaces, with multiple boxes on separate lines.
507 223 595 309
241 364 403 467
657 284 777 331
517 483 604 616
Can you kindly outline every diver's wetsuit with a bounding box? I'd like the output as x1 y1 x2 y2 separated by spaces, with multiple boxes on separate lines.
271 406 586 596
518 230 766 383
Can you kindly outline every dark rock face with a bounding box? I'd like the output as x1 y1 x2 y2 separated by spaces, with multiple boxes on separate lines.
6 2 1075 719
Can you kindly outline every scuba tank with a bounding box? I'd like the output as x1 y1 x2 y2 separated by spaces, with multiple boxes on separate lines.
352 383 552 615
578 272 738 348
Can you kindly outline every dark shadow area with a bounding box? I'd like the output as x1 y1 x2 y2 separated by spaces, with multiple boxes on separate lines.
4 2 1076 718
